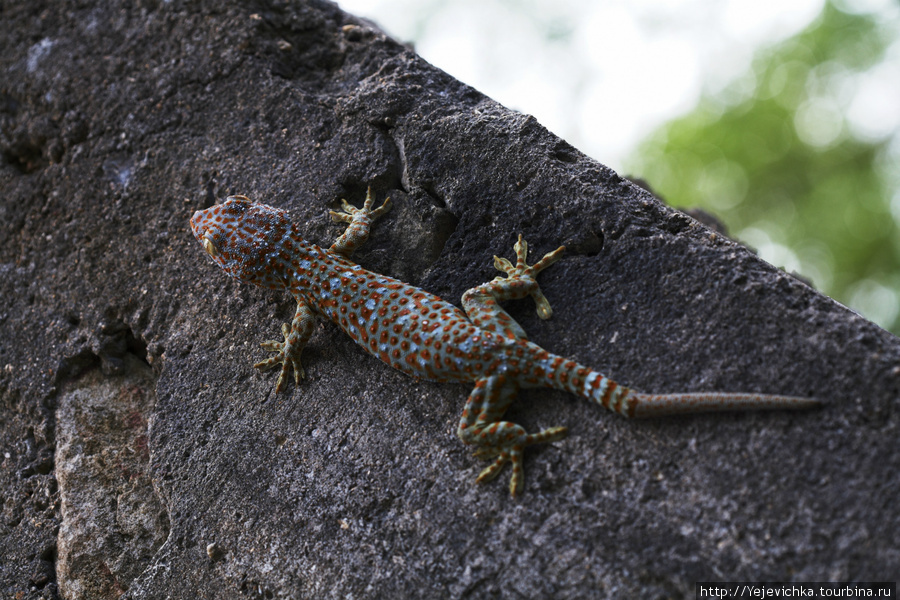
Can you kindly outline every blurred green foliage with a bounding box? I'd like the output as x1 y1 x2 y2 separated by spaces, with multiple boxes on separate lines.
627 1 900 334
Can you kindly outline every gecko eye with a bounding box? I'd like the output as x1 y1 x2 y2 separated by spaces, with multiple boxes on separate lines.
202 235 221 258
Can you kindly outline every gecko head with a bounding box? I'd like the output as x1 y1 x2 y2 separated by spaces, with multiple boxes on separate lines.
190 195 300 290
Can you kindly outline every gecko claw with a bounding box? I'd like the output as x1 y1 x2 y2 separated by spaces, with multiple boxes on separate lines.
329 187 391 223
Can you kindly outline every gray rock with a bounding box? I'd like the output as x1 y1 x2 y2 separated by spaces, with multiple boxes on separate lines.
0 1 896 598
55 354 168 599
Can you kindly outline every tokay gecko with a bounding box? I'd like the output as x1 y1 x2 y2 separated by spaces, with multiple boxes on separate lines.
190 186 820 495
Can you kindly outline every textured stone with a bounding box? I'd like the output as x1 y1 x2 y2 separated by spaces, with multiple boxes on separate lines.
56 354 168 599
0 1 897 598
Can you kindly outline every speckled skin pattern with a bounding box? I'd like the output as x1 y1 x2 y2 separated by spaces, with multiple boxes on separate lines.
191 187 820 495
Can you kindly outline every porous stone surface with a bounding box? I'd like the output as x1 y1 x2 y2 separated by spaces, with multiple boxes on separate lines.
0 1 897 598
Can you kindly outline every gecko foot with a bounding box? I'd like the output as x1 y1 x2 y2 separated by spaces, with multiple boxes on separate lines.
328 185 392 223
471 425 569 496
492 235 565 320
328 186 392 257
254 322 306 393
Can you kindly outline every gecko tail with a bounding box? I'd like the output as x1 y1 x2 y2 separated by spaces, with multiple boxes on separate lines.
622 391 823 419
532 348 822 419
572 369 821 418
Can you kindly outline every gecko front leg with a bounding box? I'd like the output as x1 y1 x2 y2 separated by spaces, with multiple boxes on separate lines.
328 186 392 257
254 300 316 393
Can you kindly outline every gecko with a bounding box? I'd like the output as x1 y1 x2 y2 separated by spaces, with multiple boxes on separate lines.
190 186 820 496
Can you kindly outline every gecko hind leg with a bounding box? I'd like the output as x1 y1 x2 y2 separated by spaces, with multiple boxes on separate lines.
461 235 565 340
457 375 568 496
